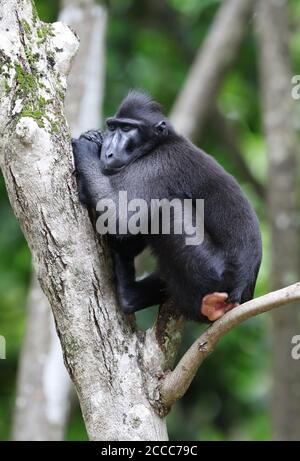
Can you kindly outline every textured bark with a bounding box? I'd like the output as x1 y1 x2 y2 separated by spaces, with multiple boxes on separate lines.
257 0 300 441
12 0 107 441
170 0 255 139
0 0 168 441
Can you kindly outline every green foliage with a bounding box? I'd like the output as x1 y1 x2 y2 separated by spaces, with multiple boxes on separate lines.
34 0 59 23
168 0 221 16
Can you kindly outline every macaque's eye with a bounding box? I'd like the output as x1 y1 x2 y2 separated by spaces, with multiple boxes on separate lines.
107 124 116 132
121 125 132 132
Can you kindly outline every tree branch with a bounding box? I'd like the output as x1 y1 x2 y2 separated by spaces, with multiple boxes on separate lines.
170 0 255 139
160 282 300 409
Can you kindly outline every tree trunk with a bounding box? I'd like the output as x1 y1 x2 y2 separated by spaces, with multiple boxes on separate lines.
0 0 170 441
257 0 300 441
12 0 107 441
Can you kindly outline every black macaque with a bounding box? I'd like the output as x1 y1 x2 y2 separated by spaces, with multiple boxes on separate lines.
72 90 262 322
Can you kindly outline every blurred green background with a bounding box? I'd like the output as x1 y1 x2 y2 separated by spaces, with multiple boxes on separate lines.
0 0 300 441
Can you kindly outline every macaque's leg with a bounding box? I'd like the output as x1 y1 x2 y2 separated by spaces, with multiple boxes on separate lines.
112 242 166 315
119 272 166 314
201 292 239 321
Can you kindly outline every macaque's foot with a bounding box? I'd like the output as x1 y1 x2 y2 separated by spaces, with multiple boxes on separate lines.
201 292 239 321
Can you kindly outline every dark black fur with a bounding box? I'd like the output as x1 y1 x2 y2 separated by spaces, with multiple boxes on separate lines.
72 90 262 321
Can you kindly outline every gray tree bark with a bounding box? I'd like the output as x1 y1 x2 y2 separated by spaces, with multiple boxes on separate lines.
12 0 107 441
257 0 300 441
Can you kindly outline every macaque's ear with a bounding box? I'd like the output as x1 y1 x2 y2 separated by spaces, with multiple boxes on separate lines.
155 120 168 136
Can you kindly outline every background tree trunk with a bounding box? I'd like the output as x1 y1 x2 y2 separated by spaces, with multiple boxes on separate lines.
257 0 300 441
13 273 70 441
